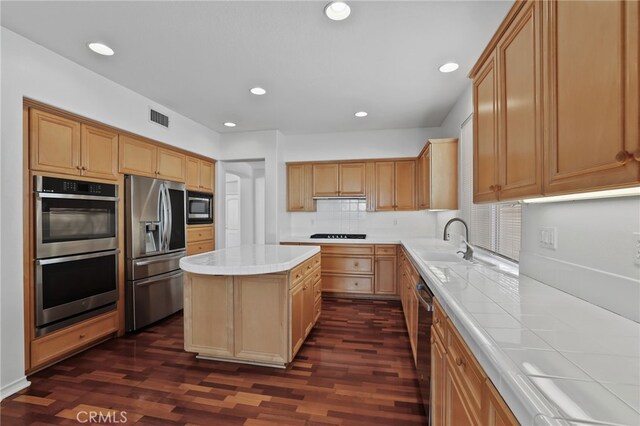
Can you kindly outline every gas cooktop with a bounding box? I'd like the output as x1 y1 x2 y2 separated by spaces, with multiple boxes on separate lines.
310 233 367 239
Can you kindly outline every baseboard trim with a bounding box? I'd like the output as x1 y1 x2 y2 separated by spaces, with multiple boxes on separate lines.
0 376 30 401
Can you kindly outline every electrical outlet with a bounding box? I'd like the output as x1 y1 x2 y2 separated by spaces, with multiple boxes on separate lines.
634 232 640 266
539 227 557 250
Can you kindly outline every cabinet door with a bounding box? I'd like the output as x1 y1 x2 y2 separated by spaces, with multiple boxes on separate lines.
497 0 543 201
339 162 366 196
445 361 477 426
410 288 418 364
374 256 397 295
290 283 305 358
375 161 396 211
186 156 200 190
287 164 307 211
312 163 339 197
303 278 315 337
432 330 446 426
80 125 118 180
473 52 500 203
119 135 157 178
30 109 81 175
157 148 186 182
424 147 431 209
395 160 417 211
484 378 519 426
545 0 639 193
200 160 215 193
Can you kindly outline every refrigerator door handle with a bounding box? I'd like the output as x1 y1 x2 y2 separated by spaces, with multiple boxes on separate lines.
165 185 173 249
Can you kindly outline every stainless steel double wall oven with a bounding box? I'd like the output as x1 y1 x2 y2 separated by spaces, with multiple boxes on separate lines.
34 176 120 336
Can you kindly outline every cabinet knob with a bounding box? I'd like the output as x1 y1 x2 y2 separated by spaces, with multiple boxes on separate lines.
455 356 465 367
616 150 635 164
76 165 82 170
634 150 640 162
434 318 440 324
79 333 86 339
354 262 359 267
354 282 358 286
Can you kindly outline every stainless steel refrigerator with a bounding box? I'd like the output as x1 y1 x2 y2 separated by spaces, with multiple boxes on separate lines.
125 175 186 331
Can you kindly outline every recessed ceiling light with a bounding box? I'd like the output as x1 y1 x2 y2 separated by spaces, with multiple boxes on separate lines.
324 1 351 21
88 42 114 56
354 111 368 118
439 62 459 73
223 122 237 127
250 87 266 96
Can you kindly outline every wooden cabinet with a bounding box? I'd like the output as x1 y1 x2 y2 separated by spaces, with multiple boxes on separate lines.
312 163 339 197
445 363 478 426
318 245 375 295
290 280 305 356
417 139 459 210
119 135 186 182
287 163 315 211
339 163 366 196
375 161 416 211
471 0 639 202
544 0 639 194
30 109 118 180
374 245 397 295
484 378 519 426
30 310 117 369
187 156 216 193
186 224 215 256
431 327 446 426
303 276 315 336
290 264 320 358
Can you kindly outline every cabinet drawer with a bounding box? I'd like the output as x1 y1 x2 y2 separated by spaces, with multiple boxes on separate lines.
31 311 117 368
375 245 397 256
186 240 214 256
433 299 448 342
313 279 322 301
291 263 306 286
321 244 374 256
310 266 321 285
322 255 373 274
187 226 214 243
446 318 486 418
310 253 321 270
322 274 373 294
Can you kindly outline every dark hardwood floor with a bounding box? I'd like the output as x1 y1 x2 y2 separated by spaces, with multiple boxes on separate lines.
1 298 427 425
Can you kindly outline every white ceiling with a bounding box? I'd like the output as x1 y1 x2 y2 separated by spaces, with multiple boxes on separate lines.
1 1 512 134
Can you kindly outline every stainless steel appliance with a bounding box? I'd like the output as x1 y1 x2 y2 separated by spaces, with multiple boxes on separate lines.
33 176 120 336
125 175 186 331
186 191 213 224
309 233 366 239
35 176 118 258
416 279 434 416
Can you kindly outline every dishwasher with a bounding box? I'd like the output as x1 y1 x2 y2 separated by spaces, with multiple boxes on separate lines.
415 278 434 418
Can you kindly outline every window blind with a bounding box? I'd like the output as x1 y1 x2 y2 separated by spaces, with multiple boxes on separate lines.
459 115 522 262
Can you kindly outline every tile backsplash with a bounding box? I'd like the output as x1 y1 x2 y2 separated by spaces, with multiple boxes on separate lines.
288 199 436 237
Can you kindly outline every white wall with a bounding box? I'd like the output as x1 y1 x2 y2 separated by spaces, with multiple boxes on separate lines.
0 28 221 398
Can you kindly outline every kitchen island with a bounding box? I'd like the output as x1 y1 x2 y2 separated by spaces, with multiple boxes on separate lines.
179 244 321 367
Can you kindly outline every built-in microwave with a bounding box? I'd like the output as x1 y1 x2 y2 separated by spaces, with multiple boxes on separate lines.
186 191 213 224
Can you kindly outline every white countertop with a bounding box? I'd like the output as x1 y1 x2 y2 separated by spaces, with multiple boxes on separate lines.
180 244 320 275
398 238 640 426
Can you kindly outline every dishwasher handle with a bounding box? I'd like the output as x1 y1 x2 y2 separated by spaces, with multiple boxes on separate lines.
415 282 434 311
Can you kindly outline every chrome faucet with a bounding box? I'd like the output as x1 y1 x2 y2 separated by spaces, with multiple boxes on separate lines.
443 218 474 261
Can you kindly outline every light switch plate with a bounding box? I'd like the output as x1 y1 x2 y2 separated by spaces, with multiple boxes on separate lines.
539 227 557 250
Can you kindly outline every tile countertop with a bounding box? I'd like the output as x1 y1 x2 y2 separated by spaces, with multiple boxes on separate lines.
180 244 320 275
398 238 640 426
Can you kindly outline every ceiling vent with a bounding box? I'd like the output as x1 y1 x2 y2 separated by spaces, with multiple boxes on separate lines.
149 108 169 128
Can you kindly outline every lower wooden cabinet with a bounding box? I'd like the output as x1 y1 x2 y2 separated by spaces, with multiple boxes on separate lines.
431 300 519 426
186 224 215 255
322 274 373 293
30 310 118 369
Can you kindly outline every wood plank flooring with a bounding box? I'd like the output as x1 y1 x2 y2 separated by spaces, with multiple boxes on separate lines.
1 298 427 425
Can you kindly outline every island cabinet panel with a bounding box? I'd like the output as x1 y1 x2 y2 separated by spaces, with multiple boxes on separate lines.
302 276 315 336
312 163 339 197
290 281 305 357
30 108 81 175
184 275 234 357
234 275 288 365
544 0 639 194
339 162 366 196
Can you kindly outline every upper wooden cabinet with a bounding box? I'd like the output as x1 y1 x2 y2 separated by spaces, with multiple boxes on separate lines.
375 160 416 211
417 139 459 210
470 0 639 202
119 135 186 182
287 163 315 212
338 163 366 196
544 0 639 194
312 163 339 197
186 156 215 193
30 108 118 180
311 162 365 197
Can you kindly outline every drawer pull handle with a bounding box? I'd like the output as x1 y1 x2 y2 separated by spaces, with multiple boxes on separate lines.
455 356 465 367
434 318 440 324
354 262 359 267
354 282 358 286
616 150 633 164
79 333 86 338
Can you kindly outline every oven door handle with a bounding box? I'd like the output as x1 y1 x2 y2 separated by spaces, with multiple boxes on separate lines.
36 193 120 202
36 249 120 265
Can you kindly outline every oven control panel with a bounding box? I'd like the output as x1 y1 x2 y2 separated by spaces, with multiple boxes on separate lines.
35 176 117 197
